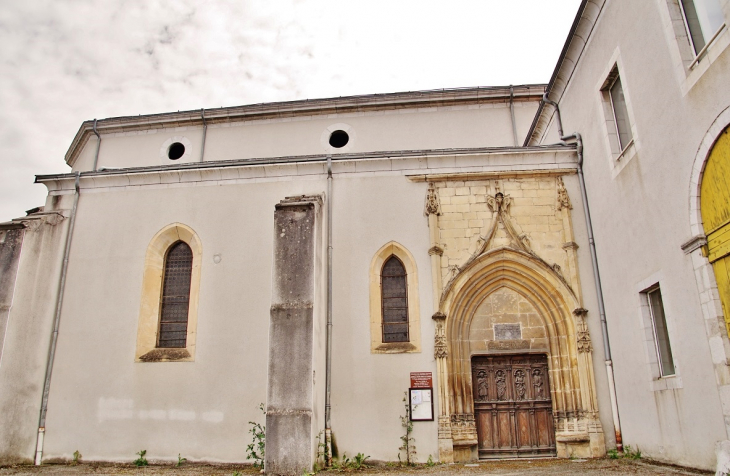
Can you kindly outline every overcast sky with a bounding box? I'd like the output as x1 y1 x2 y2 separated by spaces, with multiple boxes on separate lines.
0 0 581 222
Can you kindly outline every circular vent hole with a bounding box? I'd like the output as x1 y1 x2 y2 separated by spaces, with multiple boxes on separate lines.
329 130 349 148
168 142 185 160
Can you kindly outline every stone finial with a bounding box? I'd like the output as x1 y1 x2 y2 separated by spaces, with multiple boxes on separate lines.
487 191 512 215
425 182 442 216
557 176 572 211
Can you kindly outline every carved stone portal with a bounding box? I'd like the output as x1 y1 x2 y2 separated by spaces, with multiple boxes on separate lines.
427 177 604 461
440 249 605 460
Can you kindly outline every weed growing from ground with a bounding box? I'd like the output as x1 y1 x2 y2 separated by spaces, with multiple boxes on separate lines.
399 392 416 465
72 450 81 465
352 453 370 469
176 453 187 466
607 445 641 460
327 452 370 471
313 430 327 472
246 403 266 469
133 450 148 467
623 445 642 460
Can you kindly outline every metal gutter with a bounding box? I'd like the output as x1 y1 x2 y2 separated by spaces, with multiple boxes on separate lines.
324 155 333 465
91 119 101 171
563 132 623 451
199 109 207 163
509 86 519 147
35 172 81 465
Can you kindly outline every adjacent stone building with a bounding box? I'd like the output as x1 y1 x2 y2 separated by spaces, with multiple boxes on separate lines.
1 0 729 473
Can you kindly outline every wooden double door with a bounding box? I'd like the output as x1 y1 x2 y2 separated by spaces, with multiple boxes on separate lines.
472 354 556 459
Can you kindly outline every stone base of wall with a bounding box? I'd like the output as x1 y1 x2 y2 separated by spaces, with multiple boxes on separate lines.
453 445 476 462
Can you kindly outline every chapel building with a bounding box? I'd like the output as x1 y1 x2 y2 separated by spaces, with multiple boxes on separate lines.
1 0 730 473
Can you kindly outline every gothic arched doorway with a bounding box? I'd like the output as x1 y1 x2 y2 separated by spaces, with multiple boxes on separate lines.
438 248 604 460
469 287 556 458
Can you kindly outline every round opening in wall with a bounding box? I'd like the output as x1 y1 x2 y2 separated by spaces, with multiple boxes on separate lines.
168 142 185 160
329 130 349 148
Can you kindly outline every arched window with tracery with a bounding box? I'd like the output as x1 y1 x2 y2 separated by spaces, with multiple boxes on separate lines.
158 241 193 348
381 256 409 343
368 241 421 353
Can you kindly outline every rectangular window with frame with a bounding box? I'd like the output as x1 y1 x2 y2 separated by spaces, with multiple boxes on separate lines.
608 74 633 151
646 286 676 377
680 0 725 55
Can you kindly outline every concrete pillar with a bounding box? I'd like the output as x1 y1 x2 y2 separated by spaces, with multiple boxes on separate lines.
266 195 324 476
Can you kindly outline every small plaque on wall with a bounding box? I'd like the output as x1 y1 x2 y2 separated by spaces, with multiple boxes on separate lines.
409 388 434 421
494 323 521 340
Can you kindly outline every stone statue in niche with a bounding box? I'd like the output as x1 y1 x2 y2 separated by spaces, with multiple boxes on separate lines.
574 308 592 353
424 182 442 216
532 368 544 399
514 369 526 401
496 370 507 401
557 176 572 211
476 370 488 401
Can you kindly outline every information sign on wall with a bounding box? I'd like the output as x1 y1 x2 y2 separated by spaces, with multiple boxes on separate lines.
409 372 434 421
410 372 433 389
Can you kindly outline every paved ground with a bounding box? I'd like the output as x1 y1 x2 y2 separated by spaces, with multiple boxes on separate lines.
0 458 712 476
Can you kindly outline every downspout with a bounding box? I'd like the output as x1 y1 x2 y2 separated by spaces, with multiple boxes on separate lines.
92 120 101 171
35 171 81 465
324 155 333 466
543 95 623 451
509 86 519 147
199 109 207 162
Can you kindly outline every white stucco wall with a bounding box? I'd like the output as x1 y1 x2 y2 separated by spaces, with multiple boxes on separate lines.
72 100 540 173
32 144 595 464
536 0 730 469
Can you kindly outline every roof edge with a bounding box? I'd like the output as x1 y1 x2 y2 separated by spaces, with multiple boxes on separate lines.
524 0 603 146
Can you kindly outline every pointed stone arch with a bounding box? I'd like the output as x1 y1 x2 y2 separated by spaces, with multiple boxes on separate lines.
135 223 202 362
439 247 603 459
368 241 422 353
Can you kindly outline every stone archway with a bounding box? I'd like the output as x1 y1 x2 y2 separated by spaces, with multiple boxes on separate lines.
438 248 604 460
686 108 730 443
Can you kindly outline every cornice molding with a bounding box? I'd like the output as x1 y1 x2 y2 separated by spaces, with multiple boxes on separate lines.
38 145 576 192
66 85 546 168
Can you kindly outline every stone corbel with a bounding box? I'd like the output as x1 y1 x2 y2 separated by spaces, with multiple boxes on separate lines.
428 245 444 256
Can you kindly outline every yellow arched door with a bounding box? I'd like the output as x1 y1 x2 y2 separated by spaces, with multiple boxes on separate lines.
701 126 730 335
